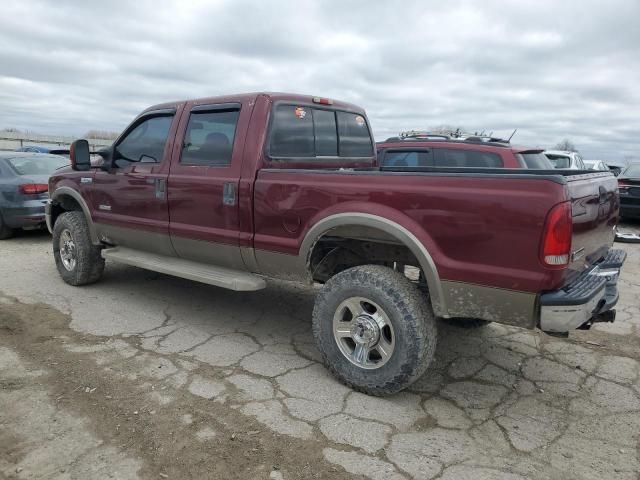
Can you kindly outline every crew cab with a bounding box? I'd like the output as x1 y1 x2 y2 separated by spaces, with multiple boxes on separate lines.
47 92 625 395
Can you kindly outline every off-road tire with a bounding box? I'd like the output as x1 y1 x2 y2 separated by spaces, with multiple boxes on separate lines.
0 212 14 240
53 211 104 285
312 265 437 396
441 317 492 329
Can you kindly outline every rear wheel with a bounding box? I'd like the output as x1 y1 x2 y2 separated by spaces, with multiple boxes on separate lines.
53 211 104 285
312 265 437 396
0 212 14 240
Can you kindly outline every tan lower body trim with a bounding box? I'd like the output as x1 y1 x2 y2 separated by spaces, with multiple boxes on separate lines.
441 280 537 328
253 249 309 282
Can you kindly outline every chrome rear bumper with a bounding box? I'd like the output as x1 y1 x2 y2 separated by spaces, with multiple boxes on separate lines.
539 249 625 333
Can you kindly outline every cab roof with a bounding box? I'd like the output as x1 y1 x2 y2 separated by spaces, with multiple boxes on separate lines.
144 92 366 115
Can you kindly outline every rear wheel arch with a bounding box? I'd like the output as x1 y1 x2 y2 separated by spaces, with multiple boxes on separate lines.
302 213 447 317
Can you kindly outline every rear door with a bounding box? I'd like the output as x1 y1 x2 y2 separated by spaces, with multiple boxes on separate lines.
167 101 250 270
566 172 619 278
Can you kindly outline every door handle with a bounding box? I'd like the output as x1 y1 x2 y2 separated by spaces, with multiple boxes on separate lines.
155 178 166 199
223 182 236 206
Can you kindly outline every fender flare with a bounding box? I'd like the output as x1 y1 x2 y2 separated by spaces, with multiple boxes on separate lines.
300 213 448 317
50 187 100 244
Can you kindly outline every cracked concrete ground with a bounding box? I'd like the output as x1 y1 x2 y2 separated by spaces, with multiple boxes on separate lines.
0 220 639 479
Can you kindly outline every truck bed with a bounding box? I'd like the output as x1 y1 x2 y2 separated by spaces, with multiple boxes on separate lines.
253 167 617 294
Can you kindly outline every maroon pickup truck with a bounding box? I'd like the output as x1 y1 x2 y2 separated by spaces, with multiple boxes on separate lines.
46 92 625 395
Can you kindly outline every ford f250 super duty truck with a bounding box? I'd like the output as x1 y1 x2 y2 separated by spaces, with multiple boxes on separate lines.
46 92 625 395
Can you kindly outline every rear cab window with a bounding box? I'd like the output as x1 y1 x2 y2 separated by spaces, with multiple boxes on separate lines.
545 154 571 169
517 152 553 169
268 104 373 162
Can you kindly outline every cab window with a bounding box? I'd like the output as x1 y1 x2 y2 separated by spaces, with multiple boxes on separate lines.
181 109 240 166
115 115 173 166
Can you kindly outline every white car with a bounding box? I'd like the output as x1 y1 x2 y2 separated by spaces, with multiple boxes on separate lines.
584 160 609 171
544 150 587 170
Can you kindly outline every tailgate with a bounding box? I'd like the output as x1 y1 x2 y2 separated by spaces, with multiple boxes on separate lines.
566 172 618 279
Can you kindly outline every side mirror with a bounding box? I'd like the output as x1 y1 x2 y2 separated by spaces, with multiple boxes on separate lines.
70 139 91 171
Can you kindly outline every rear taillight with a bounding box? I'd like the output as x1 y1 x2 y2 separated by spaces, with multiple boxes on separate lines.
617 180 630 191
19 184 49 195
541 201 572 268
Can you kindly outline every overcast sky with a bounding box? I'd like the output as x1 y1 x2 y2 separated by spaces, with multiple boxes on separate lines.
1 0 638 160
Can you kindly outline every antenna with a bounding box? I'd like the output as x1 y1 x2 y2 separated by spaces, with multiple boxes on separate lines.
507 129 518 142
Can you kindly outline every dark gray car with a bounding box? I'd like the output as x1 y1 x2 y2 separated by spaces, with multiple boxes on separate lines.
618 163 640 219
0 152 69 239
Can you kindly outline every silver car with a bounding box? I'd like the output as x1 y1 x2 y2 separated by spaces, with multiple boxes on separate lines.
0 152 68 239
584 159 609 171
544 150 587 169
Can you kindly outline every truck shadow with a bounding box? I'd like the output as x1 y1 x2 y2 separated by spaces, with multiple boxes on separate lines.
96 262 566 394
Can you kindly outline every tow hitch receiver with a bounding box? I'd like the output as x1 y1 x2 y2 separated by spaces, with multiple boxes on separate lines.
577 309 616 330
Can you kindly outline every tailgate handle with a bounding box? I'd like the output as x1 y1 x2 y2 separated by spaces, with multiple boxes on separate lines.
598 186 608 204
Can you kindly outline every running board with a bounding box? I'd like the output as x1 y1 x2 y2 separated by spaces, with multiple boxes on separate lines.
101 247 266 291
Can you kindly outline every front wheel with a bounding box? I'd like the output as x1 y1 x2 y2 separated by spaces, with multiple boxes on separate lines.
312 265 437 396
52 211 105 286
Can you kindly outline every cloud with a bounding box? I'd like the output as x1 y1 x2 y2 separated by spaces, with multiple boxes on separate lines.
0 0 638 160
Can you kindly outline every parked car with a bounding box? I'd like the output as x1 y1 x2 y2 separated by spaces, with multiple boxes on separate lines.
46 93 624 395
544 150 587 169
16 146 70 157
16 145 52 153
584 160 609 171
618 163 640 219
0 152 68 239
605 160 629 177
377 132 553 169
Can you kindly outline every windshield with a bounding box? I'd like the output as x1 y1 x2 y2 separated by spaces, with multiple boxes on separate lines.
622 164 640 178
517 152 553 169
7 155 68 175
545 154 571 168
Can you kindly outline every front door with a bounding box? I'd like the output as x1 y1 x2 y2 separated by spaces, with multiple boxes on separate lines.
167 101 247 270
90 109 180 256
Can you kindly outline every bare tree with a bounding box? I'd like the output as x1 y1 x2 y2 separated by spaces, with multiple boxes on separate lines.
84 130 119 140
554 139 578 152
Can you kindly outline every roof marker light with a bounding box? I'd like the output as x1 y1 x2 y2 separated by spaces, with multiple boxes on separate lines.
312 97 333 105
